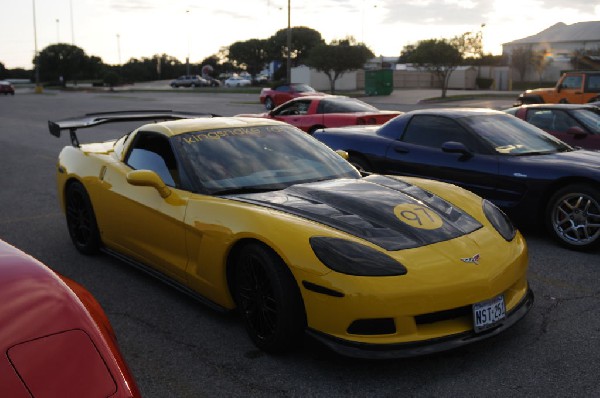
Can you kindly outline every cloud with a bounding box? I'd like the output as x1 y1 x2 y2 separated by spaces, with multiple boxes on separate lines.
377 0 493 25
109 0 159 12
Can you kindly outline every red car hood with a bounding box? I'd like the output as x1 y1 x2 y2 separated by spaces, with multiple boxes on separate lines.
0 241 140 397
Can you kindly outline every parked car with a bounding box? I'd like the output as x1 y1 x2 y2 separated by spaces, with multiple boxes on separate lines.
314 108 600 250
170 75 208 88
0 239 140 397
505 104 600 150
204 76 221 87
260 83 327 110
0 80 15 95
237 95 401 134
224 76 251 87
514 70 600 105
48 110 532 358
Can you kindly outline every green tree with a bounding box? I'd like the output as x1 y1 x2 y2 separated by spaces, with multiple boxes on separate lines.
403 39 463 98
34 44 89 86
121 54 185 82
510 46 534 82
306 38 374 94
228 39 270 78
0 62 6 79
531 49 553 82
268 26 324 68
451 30 483 59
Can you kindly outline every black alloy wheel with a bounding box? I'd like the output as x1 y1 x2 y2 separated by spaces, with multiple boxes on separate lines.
65 182 101 254
233 243 305 353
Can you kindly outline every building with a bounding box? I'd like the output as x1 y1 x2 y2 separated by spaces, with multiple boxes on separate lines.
502 21 600 81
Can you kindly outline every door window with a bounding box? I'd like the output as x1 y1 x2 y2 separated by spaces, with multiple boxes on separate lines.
126 132 180 187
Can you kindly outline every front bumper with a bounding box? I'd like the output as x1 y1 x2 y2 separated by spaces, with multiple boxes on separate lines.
306 288 534 359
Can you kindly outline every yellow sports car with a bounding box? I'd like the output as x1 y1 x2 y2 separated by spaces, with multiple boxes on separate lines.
49 111 533 358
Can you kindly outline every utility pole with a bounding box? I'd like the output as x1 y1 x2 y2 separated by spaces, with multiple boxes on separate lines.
286 0 291 83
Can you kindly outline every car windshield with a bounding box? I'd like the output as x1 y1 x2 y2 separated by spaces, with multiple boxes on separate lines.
462 114 572 155
292 84 315 93
572 108 600 134
320 97 378 113
172 124 360 194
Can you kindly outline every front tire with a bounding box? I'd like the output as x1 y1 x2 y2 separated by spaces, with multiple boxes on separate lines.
546 184 600 250
349 155 371 173
232 243 306 354
65 182 101 254
264 97 274 110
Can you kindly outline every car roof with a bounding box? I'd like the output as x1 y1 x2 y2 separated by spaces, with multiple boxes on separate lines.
140 116 289 137
406 108 503 117
516 103 597 110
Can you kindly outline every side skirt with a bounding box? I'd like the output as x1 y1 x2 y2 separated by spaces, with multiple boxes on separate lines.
101 247 230 314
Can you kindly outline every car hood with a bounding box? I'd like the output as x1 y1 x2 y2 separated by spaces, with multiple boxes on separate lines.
515 149 600 171
229 175 482 251
523 87 554 95
315 125 380 136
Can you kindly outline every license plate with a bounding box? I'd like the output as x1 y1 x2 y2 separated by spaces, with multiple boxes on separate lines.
473 295 506 333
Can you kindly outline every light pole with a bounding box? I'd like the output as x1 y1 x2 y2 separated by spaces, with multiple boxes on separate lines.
186 10 190 76
32 0 42 93
286 0 291 83
56 19 60 43
116 34 121 64
70 0 75 44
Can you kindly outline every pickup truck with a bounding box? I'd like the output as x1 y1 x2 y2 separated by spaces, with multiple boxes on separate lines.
515 71 600 105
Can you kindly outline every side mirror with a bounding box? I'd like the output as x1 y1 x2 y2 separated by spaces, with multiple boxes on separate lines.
126 170 171 198
442 141 472 157
335 150 349 160
566 126 587 137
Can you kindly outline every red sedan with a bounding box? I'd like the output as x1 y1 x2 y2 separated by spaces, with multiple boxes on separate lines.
239 95 402 134
0 239 141 398
506 104 600 150
259 83 327 110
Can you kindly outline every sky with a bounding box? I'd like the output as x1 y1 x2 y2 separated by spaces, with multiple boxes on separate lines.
1 0 599 69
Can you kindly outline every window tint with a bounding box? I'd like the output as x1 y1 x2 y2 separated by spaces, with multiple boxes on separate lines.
126 132 179 187
561 76 582 89
527 109 581 132
585 75 600 92
275 85 290 92
317 97 378 114
401 115 479 151
275 100 310 115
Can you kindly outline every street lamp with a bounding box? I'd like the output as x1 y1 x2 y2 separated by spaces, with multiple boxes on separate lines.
186 10 190 75
56 19 60 43
116 34 121 64
32 0 42 93
286 0 291 83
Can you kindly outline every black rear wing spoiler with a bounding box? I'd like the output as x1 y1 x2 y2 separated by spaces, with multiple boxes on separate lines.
48 110 220 147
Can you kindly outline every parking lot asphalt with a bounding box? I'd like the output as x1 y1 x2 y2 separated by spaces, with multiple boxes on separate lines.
1 89 598 398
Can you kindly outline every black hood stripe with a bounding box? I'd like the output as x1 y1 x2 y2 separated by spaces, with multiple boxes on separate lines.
229 175 481 251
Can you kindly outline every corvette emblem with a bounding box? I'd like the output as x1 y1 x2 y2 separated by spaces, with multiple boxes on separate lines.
461 254 480 264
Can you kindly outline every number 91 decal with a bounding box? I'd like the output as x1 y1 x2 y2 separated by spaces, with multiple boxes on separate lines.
394 204 443 230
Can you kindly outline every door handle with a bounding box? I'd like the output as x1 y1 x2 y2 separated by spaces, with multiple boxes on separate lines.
393 146 409 154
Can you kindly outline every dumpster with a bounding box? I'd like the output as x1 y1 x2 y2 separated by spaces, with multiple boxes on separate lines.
365 69 393 96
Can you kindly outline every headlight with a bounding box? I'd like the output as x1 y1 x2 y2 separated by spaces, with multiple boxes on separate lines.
309 237 407 276
483 200 516 241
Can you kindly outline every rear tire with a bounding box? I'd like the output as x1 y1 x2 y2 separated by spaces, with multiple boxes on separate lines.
65 182 101 254
232 243 306 354
546 184 600 250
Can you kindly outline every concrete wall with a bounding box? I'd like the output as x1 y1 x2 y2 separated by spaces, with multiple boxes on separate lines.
291 65 358 92
293 65 513 92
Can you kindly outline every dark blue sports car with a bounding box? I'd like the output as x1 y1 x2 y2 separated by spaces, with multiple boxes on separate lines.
314 108 600 250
